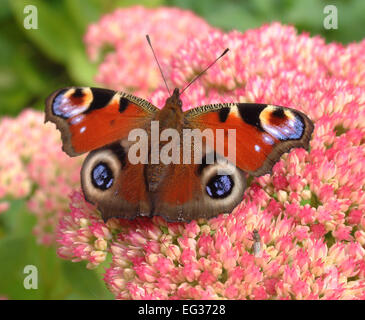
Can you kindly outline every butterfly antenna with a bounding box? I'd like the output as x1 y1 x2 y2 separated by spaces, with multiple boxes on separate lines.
146 34 171 96
180 48 229 95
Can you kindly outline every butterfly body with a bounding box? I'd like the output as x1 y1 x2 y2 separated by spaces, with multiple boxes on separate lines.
155 88 185 128
45 86 314 222
145 88 184 193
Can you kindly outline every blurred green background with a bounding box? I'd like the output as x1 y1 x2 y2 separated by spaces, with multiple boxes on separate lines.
1 0 365 117
0 0 364 300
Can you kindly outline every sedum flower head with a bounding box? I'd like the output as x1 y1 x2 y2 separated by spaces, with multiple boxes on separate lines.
57 16 365 299
84 5 216 96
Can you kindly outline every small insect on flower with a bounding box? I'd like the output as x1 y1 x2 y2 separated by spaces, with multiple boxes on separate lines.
252 229 261 257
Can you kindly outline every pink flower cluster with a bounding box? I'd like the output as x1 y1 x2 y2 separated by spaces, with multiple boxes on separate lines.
0 112 33 211
84 6 216 96
0 110 82 245
56 12 365 300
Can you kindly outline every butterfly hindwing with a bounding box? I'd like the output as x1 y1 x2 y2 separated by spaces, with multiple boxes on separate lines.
152 153 247 222
185 103 314 176
45 87 158 156
80 143 151 221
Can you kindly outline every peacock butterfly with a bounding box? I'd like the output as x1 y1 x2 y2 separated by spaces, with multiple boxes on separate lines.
45 37 314 223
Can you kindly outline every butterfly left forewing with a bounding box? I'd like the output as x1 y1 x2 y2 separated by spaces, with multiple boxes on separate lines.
185 103 314 176
45 87 158 156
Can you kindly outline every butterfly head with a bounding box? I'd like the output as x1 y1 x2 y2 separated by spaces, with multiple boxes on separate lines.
165 87 183 110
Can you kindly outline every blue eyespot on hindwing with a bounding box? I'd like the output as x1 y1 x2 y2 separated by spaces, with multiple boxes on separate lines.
91 162 114 190
206 175 234 199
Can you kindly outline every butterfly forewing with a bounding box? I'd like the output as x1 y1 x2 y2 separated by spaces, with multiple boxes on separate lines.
185 102 314 176
45 87 158 156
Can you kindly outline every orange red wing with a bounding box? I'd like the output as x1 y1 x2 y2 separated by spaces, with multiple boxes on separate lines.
185 103 314 176
45 87 158 156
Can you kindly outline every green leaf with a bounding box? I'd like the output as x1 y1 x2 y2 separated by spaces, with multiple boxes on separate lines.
0 201 113 299
61 260 113 299
250 0 277 17
204 2 261 31
0 235 72 299
0 0 12 21
65 0 103 34
0 199 35 237
12 47 48 94
0 88 30 115
66 45 97 86
0 236 42 299
9 0 81 63
114 0 165 8
284 0 323 29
